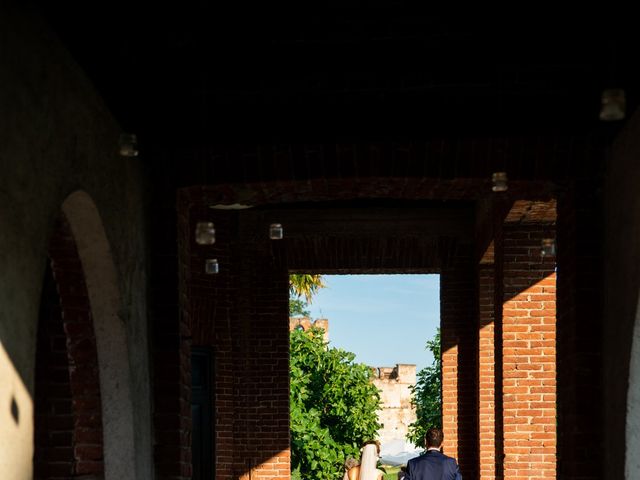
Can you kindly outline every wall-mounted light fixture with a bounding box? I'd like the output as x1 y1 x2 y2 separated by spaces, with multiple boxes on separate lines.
541 238 556 257
599 88 626 121
205 259 219 274
118 133 139 157
195 222 216 245
491 172 508 192
269 223 284 240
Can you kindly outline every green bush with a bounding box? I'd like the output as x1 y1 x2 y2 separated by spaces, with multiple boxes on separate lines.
407 329 442 447
290 327 381 480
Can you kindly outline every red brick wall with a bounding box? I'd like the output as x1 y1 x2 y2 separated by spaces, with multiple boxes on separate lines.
34 215 104 478
35 263 76 479
441 245 478 478
180 204 291 480
233 226 290 480
502 225 556 479
188 209 237 479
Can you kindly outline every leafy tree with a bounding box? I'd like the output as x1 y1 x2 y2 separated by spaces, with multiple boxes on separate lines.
290 274 326 303
407 329 442 447
289 298 311 317
290 327 381 480
289 274 324 317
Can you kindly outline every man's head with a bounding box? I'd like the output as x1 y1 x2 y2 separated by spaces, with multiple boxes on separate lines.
425 428 444 449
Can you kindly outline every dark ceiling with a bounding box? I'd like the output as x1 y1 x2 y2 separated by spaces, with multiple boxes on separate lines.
35 4 640 144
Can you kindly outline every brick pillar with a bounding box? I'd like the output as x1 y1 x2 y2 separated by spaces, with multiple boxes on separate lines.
502 225 556 479
186 207 238 480
154 199 191 480
478 262 497 479
234 213 290 480
556 183 603 479
180 204 291 480
441 245 478 478
478 228 505 480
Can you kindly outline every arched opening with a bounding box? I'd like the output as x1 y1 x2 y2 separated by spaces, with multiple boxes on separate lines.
627 297 640 479
34 190 137 479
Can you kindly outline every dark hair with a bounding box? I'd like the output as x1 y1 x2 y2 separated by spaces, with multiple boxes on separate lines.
425 428 444 448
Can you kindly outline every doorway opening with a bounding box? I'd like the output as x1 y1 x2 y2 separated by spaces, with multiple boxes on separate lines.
289 273 441 480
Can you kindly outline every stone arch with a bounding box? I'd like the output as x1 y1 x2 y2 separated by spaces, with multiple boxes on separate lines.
627 295 640 479
59 190 137 480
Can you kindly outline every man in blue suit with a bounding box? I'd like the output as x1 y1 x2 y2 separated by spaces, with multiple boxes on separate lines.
404 428 462 480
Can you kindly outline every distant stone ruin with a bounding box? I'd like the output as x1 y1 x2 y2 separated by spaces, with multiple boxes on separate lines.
371 364 417 450
289 317 329 342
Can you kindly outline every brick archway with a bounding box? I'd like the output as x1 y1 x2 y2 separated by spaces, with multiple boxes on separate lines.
60 190 137 480
34 214 104 478
34 191 138 480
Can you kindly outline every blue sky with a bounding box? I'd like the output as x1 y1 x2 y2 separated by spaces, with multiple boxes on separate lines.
306 274 440 372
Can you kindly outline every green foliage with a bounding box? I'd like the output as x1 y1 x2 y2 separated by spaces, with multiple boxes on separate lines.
291 466 302 480
382 466 401 480
289 274 326 303
407 329 442 447
290 327 381 480
289 274 324 316
289 298 310 317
